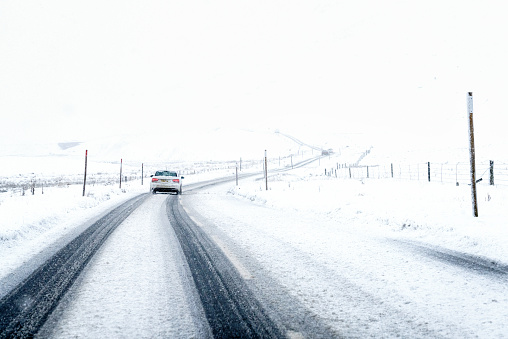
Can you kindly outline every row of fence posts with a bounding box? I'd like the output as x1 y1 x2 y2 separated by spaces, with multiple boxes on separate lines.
82 149 261 196
324 161 496 186
82 150 145 197
80 93 480 213
322 93 479 217
20 179 43 196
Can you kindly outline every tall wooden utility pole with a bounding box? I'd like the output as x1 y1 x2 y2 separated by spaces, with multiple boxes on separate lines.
468 92 478 217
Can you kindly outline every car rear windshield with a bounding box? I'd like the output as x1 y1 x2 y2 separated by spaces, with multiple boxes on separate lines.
155 171 177 177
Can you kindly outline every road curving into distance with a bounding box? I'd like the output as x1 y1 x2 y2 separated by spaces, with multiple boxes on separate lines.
0 154 324 338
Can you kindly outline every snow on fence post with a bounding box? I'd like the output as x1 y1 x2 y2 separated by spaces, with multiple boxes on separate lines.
468 92 478 217
83 150 88 197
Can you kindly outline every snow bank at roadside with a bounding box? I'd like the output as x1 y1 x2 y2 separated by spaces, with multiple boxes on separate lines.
227 171 508 265
0 182 149 280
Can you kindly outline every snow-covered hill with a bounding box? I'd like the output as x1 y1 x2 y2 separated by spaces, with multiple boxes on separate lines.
0 128 361 178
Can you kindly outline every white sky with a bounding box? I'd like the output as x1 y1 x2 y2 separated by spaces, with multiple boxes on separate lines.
1 0 507 150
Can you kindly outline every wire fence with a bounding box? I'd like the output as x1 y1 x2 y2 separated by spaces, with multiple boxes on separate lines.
0 158 269 196
325 160 508 187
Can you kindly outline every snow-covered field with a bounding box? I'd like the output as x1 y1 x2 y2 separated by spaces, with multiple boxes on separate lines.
233 156 508 265
183 168 508 337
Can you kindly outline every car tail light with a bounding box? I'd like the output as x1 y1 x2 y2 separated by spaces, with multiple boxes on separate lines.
152 178 158 182
172 179 180 183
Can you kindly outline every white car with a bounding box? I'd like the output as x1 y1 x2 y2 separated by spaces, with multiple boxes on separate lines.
150 170 184 194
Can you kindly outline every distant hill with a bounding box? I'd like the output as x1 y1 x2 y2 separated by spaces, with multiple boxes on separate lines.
0 128 351 177
58 142 82 150
56 128 333 163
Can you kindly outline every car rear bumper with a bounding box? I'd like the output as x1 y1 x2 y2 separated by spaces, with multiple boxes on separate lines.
151 183 181 192
153 187 180 193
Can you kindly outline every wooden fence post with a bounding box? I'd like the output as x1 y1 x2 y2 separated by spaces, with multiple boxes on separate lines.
83 150 88 196
120 159 123 189
490 160 494 185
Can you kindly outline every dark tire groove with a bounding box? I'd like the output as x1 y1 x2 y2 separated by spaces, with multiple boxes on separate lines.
392 239 508 278
166 195 284 338
0 194 147 338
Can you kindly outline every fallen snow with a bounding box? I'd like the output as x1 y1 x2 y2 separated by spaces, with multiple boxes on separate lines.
2 153 507 285
39 195 209 338
0 165 246 287
183 165 508 337
0 181 146 291
2 153 508 337
227 169 508 265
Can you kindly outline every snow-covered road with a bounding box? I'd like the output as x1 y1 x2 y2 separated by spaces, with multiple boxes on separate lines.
181 177 508 338
39 194 209 338
3 170 508 338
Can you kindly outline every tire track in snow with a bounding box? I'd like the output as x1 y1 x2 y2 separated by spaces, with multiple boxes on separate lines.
39 194 210 338
392 239 508 278
0 194 147 338
166 194 284 338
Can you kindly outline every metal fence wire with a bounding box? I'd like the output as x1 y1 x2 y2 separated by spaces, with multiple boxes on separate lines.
329 161 508 186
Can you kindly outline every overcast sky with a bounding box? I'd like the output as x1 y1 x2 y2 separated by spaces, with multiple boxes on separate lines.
1 0 507 150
